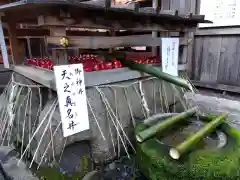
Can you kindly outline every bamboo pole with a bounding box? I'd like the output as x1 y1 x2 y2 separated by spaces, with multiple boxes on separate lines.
169 114 226 160
200 115 240 145
121 60 193 91
104 53 193 91
136 107 198 143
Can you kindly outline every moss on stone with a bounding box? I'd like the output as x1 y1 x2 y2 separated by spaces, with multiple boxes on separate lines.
135 122 240 180
35 155 91 180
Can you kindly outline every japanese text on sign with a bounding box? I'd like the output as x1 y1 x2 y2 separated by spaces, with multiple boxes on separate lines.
54 64 89 137
200 0 240 27
161 38 179 77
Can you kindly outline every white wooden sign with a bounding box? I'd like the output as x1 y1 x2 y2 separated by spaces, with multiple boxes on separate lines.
200 0 240 27
161 38 179 77
54 64 89 137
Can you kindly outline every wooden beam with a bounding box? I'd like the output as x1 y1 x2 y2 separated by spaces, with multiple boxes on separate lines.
49 27 66 37
139 7 158 13
76 50 153 56
192 80 240 94
196 28 240 36
38 15 183 31
47 35 188 49
7 21 24 65
2 28 112 37
81 0 111 7
111 3 139 10
0 1 208 24
67 30 110 36
159 10 177 15
5 36 45 40
3 28 49 37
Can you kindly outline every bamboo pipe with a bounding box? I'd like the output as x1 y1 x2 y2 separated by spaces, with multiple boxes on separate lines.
136 107 198 143
169 114 226 160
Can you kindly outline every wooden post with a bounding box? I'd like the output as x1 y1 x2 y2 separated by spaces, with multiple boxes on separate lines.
59 50 68 64
52 49 58 65
186 29 195 78
44 36 50 57
74 48 79 56
52 49 68 65
7 21 24 65
180 28 195 78
152 0 159 56
195 0 201 15
26 37 32 59
0 17 10 68
49 26 68 65
109 29 115 53
183 0 198 78
181 31 188 65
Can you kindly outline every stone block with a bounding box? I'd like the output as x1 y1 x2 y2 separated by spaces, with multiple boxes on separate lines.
3 73 185 166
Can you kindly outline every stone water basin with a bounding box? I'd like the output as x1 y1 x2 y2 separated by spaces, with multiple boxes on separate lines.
143 113 227 151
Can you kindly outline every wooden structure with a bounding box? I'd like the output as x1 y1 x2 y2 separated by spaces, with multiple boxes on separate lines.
192 27 240 94
0 0 209 90
0 0 212 166
191 1 240 94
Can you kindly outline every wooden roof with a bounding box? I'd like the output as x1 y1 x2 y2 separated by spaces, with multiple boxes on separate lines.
0 0 211 31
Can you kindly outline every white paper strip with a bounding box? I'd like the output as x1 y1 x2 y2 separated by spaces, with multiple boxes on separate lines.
200 0 240 27
161 38 179 77
54 64 89 137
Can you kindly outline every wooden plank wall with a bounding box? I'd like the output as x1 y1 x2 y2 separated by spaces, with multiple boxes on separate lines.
193 33 240 87
161 0 197 14
189 1 240 92
163 0 240 91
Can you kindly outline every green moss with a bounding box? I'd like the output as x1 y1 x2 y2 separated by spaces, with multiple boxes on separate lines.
35 167 67 180
35 155 92 180
79 155 89 175
135 123 240 180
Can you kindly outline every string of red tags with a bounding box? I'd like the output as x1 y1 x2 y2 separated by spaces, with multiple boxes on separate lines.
26 54 161 72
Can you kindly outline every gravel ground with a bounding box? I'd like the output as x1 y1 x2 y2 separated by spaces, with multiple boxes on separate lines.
198 87 240 102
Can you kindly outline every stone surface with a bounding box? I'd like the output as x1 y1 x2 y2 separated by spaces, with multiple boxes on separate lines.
4 73 185 166
9 73 41 148
0 146 38 180
57 141 93 174
82 171 101 180
0 67 11 94
185 92 240 129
